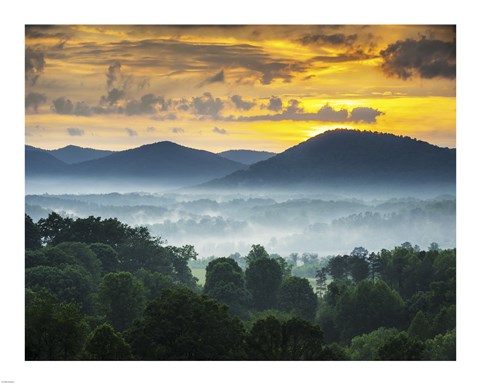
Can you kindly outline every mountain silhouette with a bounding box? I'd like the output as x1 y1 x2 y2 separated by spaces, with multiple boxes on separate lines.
66 141 246 184
218 149 276 165
205 129 456 190
25 150 68 175
25 144 113 164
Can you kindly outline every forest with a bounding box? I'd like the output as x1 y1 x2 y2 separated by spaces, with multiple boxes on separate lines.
25 212 455 360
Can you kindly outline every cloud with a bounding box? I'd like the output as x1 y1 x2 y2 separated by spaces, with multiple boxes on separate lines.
52 97 94 116
25 48 45 85
212 127 228 135
223 103 383 123
349 107 384 123
146 126 156 132
125 128 138 137
106 61 122 89
284 99 303 115
299 33 358 46
267 96 283 112
25 92 47 112
125 93 167 115
137 77 150 90
100 88 125 106
316 104 349 122
151 113 177 121
199 70 225 87
52 97 74 114
192 92 224 116
230 95 255 110
380 38 456 79
171 127 185 134
66 128 84 136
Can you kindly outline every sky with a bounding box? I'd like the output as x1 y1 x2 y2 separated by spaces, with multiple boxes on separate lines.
25 25 456 152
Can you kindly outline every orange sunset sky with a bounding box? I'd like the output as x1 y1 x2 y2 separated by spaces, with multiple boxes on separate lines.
25 25 456 152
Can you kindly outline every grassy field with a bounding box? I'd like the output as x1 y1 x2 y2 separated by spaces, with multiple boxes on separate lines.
191 267 206 286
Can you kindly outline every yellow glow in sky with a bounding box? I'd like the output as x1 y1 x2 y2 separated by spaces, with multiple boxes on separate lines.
25 25 456 152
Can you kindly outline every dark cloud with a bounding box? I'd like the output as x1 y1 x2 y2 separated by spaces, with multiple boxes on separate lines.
311 51 375 63
106 61 122 89
199 70 225 87
299 33 358 46
66 128 84 136
125 128 138 137
192 92 224 116
25 92 47 112
25 48 45 85
173 99 190 111
100 88 125 106
151 113 177 121
212 127 228 135
171 127 185 134
267 96 283 112
52 97 95 116
125 94 168 115
349 107 384 123
223 103 383 123
75 39 308 85
230 95 255 110
284 99 303 115
74 101 94 116
316 104 349 122
380 38 456 79
52 97 74 114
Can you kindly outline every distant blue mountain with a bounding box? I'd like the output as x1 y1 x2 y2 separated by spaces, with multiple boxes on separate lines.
25 144 114 164
218 149 276 165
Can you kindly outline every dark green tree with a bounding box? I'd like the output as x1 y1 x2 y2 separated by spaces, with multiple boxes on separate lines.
407 310 431 341
25 214 42 249
348 255 370 283
335 280 405 341
37 212 73 245
246 257 282 310
348 327 400 360
315 267 328 296
97 272 145 331
55 242 102 282
83 323 133 360
376 332 424 360
247 316 328 360
246 244 269 264
25 265 95 313
204 257 250 316
278 276 317 321
25 290 87 360
89 243 120 275
423 329 456 360
135 269 174 301
328 255 349 280
127 287 246 360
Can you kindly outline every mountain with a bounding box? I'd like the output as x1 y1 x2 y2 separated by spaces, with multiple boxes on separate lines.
25 144 114 164
49 145 114 164
25 150 68 175
218 149 276 165
68 141 246 184
204 129 456 191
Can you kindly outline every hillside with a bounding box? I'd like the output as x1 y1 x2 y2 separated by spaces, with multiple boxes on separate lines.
205 129 456 190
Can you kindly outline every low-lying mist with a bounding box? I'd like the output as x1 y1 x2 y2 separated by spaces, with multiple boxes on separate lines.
26 186 456 258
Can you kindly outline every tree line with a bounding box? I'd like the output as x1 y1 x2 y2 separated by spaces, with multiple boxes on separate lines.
25 213 455 360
